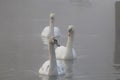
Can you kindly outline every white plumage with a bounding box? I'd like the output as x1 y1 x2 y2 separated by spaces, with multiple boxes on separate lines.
41 26 61 38
41 13 61 45
55 46 76 60
55 25 76 60
39 37 65 76
39 60 65 75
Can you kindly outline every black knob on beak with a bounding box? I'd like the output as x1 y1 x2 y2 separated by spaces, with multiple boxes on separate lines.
54 38 60 47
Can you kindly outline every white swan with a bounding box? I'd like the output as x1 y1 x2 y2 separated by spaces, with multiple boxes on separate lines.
41 13 61 39
55 25 76 60
39 37 65 76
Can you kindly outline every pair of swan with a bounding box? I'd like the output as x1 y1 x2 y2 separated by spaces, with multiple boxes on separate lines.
39 13 76 76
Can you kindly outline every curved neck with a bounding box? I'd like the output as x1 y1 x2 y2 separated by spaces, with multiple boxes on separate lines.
48 43 58 75
49 19 54 36
66 35 74 50
65 35 74 59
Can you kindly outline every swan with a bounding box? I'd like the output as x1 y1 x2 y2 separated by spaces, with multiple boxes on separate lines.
39 37 65 76
55 25 76 60
41 13 61 40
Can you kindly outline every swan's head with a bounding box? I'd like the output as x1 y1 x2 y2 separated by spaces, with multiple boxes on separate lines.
49 37 60 46
68 25 75 36
50 13 55 20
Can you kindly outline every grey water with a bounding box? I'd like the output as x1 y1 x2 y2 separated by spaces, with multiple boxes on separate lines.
0 0 118 80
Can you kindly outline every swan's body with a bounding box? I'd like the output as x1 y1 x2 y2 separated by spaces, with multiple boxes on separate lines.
39 37 65 76
41 26 61 39
39 60 65 75
55 46 76 60
41 13 61 40
55 25 76 60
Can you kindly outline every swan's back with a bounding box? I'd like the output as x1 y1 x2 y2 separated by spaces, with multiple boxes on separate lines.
41 26 61 38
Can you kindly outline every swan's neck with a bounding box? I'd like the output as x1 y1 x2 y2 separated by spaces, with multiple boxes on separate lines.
49 19 54 36
48 43 58 75
66 35 74 49
66 35 74 57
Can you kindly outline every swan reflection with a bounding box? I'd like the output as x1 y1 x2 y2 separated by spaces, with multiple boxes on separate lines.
62 60 75 80
40 75 58 80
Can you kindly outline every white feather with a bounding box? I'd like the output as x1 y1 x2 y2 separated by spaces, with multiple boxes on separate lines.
39 60 65 75
41 26 61 38
39 37 65 76
55 25 76 60
55 46 76 60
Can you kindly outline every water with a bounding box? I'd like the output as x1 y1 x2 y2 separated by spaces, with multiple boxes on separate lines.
0 0 118 80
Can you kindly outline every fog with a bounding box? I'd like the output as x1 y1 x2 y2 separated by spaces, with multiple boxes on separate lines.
0 0 118 80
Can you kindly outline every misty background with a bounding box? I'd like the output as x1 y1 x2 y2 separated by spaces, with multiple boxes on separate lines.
0 0 119 80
